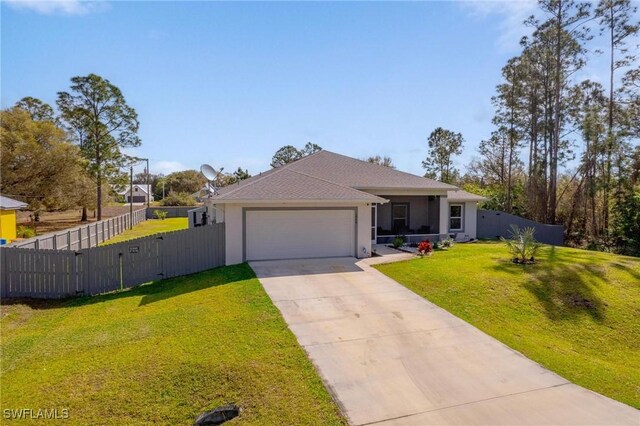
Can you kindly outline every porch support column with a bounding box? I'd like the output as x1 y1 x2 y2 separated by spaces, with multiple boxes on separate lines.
439 195 448 240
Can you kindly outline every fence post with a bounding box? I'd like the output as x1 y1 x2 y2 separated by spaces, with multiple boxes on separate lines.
1 249 6 298
119 253 124 291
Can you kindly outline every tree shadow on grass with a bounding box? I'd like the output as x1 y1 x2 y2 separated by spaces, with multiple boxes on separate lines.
610 261 640 282
1 264 256 310
492 246 608 323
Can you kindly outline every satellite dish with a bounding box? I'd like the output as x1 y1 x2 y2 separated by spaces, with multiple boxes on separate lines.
200 163 223 196
201 164 219 181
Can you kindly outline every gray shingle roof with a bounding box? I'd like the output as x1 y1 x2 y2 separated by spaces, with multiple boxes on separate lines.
216 167 279 196
0 195 28 210
287 151 458 190
212 150 474 203
214 168 385 202
447 190 487 202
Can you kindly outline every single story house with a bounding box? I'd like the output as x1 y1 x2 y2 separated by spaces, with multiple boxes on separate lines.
118 184 154 203
206 150 485 265
0 195 28 244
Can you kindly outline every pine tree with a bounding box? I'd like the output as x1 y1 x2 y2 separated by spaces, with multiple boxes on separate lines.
595 0 639 233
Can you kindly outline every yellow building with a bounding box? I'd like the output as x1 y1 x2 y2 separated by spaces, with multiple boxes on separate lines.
0 195 28 244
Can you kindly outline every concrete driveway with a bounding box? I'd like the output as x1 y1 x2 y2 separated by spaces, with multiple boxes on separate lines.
250 257 638 426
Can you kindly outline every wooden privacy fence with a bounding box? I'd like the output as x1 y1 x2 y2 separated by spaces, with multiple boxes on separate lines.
1 224 225 299
8 208 147 250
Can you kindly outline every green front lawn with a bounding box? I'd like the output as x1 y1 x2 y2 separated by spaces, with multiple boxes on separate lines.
1 264 345 424
376 243 640 408
101 217 188 245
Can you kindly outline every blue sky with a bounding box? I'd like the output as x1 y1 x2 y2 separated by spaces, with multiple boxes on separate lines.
0 0 627 176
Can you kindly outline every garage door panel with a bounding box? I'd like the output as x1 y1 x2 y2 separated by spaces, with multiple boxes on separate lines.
245 210 355 261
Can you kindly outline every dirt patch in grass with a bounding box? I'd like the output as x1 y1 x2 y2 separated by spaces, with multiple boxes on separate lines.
562 294 599 310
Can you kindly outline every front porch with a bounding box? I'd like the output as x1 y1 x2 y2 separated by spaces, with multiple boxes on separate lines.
373 195 447 244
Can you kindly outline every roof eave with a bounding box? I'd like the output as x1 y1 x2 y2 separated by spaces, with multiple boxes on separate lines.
358 187 453 194
448 197 487 202
209 197 387 205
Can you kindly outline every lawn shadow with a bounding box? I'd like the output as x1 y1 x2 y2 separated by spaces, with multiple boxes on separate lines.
1 264 256 310
492 246 608 323
136 264 255 306
610 261 640 282
1 298 67 311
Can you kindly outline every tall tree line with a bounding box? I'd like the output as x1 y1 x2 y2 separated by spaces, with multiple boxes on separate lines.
469 0 639 254
1 74 141 223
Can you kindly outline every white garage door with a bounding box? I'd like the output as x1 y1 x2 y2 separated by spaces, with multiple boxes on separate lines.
245 209 356 261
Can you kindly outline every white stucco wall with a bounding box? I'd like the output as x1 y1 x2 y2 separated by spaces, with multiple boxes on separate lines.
224 204 243 265
464 201 478 239
208 201 224 223
356 204 372 257
445 200 479 239
222 202 373 265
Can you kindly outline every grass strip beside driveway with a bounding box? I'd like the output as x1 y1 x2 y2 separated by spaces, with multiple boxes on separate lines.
1 264 345 425
375 243 640 409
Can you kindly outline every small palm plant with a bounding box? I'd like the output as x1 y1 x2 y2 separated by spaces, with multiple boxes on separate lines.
501 225 541 264
153 210 168 220
392 235 406 249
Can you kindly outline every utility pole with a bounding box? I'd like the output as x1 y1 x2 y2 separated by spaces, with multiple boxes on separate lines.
145 158 150 209
130 165 134 229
